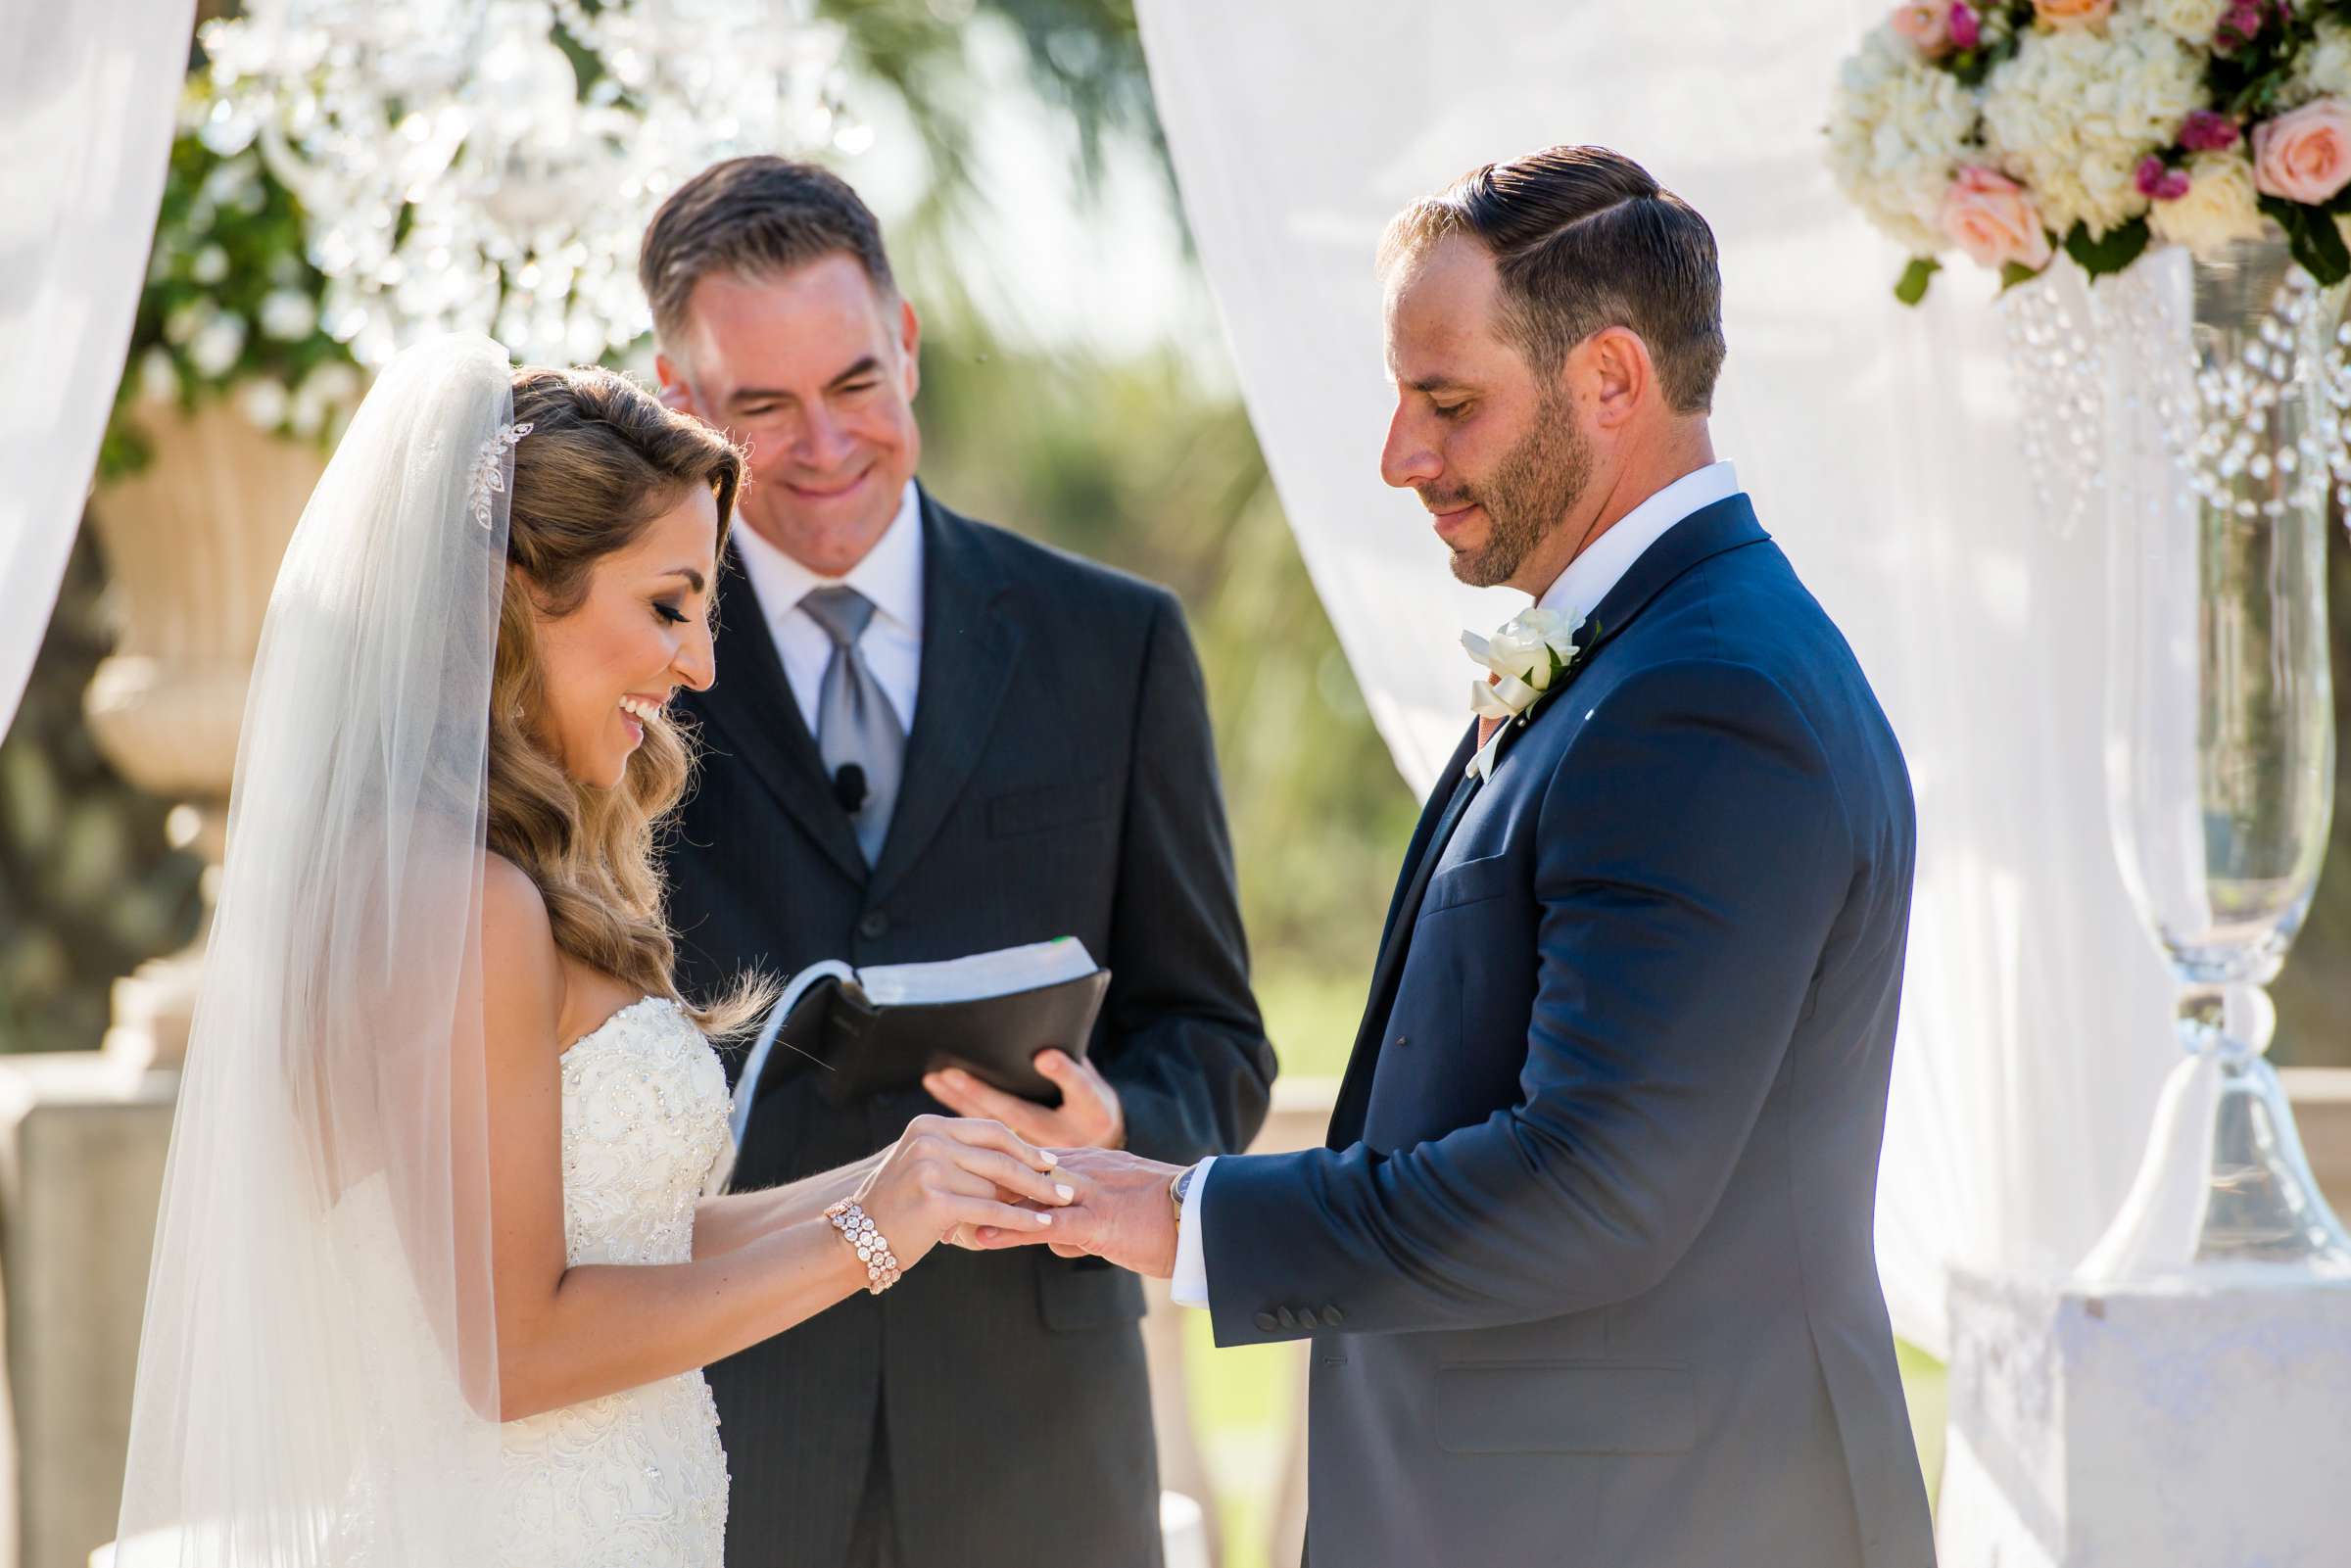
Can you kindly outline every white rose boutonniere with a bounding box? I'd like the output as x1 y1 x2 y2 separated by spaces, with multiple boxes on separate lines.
1463 606 1588 779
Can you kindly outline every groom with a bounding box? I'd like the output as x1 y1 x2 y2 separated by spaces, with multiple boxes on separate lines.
983 146 1937 1566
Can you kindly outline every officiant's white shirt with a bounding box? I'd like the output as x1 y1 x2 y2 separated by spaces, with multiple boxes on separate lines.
728 478 926 736
1171 459 1742 1308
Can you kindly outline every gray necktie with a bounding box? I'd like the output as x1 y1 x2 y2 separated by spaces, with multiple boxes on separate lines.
800 586 904 866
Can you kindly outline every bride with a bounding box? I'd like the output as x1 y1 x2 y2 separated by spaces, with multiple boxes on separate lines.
111 336 1073 1567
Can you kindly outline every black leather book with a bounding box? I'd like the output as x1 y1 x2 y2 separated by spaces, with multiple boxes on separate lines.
727 939 1110 1134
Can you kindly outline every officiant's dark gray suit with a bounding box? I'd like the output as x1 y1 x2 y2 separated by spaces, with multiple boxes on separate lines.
1200 494 1936 1567
666 486 1273 1568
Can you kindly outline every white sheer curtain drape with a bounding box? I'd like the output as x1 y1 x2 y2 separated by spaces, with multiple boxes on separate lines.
1135 0 2174 1355
0 0 190 735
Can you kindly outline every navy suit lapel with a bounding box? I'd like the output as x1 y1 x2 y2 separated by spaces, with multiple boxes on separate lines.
695 545 868 886
865 491 1024 907
1321 493 1771 1151
1328 745 1480 1148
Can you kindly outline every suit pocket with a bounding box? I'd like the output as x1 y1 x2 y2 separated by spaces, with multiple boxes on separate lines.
1420 852 1515 916
1435 1362 1697 1455
987 777 1112 838
1035 1253 1147 1333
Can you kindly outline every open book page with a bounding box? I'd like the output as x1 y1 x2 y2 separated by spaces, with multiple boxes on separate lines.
854 937 1099 1007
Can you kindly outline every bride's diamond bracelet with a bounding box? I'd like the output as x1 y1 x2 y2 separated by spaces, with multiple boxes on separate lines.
824 1201 901 1294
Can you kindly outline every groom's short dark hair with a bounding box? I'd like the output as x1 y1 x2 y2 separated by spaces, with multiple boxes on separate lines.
640 157 897 346
1381 146 1725 415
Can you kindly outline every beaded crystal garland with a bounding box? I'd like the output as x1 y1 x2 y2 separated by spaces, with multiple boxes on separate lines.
2000 276 2109 537
2002 255 2351 539
825 1201 901 1294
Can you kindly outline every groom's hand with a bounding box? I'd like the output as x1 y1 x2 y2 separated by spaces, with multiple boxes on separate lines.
922 1050 1126 1150
965 1147 1181 1278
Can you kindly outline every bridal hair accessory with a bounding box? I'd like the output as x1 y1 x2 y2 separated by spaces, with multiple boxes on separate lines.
467 420 534 529
824 1200 902 1293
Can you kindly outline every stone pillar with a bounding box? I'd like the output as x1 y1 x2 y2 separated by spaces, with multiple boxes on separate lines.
1935 1069 2351 1566
0 1057 176 1568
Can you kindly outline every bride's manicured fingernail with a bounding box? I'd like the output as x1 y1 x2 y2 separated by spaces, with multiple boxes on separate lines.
1040 1150 1060 1166
1054 1184 1076 1202
1035 1212 1054 1226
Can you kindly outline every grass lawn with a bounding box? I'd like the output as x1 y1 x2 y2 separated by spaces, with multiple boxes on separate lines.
1183 968 1951 1567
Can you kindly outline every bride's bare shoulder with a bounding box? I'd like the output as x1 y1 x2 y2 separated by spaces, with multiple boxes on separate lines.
481 853 562 1047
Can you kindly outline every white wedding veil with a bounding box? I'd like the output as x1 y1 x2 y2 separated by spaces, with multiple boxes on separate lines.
115 335 518 1564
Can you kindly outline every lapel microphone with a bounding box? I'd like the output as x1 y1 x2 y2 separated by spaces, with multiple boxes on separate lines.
833 763 868 814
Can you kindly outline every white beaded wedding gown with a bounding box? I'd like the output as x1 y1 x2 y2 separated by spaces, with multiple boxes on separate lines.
496 995 736 1567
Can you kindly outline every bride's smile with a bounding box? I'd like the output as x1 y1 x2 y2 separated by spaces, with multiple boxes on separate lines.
522 486 719 789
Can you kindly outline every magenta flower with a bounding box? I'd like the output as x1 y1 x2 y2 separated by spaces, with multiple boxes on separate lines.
2136 155 2192 202
1948 1 1982 48
2218 0 2271 51
2180 111 2241 153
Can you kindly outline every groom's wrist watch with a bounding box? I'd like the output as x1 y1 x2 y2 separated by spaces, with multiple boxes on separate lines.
1169 1162 1201 1216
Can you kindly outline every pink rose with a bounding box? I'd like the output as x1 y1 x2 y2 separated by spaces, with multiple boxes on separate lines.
1940 166 2055 272
1892 2 1951 56
2253 100 2351 207
2032 0 2113 26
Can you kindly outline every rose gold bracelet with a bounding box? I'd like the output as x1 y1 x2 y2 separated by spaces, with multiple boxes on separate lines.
825 1201 901 1294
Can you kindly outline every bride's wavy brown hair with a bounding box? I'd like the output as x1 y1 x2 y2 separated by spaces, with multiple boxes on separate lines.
489 366 769 1036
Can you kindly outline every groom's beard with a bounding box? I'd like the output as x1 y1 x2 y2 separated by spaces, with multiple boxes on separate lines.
1433 392 1592 589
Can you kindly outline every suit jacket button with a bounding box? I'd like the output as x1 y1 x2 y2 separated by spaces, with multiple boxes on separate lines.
1393 1035 1408 1048
1322 1305 1344 1325
858 910 890 939
1254 1311 1279 1333
1275 1306 1298 1329
1296 1308 1320 1330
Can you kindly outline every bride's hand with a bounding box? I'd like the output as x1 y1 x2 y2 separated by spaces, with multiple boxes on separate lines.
849 1116 1075 1272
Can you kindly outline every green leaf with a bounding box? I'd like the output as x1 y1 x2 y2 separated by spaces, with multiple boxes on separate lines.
1895 257 1942 308
1998 260 2044 293
2062 217 2151 279
2261 195 2351 286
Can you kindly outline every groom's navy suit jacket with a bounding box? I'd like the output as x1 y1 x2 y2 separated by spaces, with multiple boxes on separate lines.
1204 496 1935 1568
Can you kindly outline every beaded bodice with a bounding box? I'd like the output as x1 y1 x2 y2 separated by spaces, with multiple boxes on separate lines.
496 996 733 1567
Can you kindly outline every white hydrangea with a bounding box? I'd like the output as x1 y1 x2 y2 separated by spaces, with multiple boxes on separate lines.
2149 0 2230 45
1983 16 2206 238
1826 24 1982 255
2292 21 2351 103
2147 152 2266 259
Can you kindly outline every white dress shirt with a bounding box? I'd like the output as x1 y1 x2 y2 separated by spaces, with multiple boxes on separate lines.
728 479 926 738
1171 459 1743 1310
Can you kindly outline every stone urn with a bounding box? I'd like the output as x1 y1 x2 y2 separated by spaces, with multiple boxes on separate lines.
83 399 327 1067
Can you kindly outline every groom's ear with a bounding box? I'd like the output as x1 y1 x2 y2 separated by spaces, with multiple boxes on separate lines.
652 353 699 420
1577 325 1655 433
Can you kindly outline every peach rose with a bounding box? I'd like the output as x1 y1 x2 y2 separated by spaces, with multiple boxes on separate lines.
1892 3 1951 56
2034 0 2113 25
1940 166 2055 271
2253 100 2351 207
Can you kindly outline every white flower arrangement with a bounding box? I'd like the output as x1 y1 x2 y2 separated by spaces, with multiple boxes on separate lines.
1827 0 2351 302
1462 606 1589 780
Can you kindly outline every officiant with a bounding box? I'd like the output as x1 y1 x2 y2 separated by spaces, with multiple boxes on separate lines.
643 157 1274 1568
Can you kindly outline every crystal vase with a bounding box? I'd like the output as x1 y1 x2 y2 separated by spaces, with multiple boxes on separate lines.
2082 236 2351 1281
